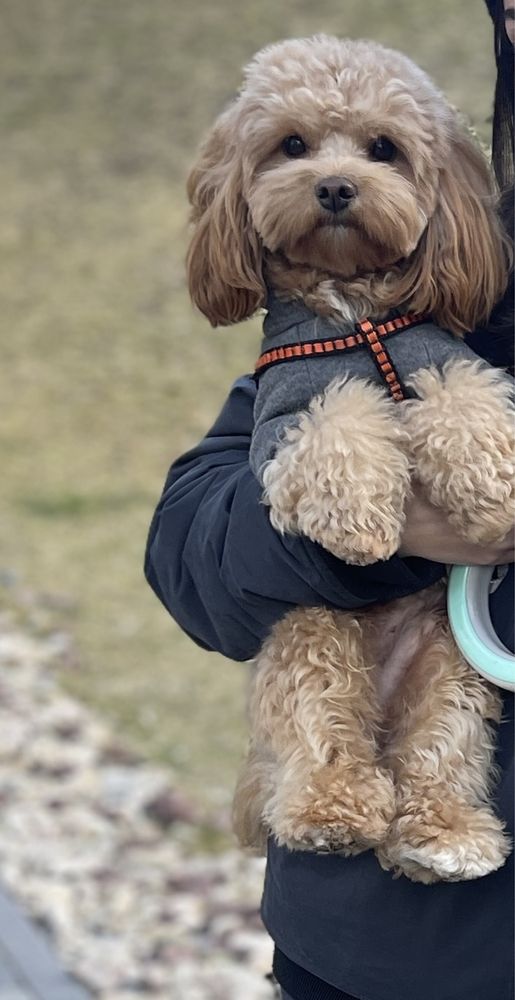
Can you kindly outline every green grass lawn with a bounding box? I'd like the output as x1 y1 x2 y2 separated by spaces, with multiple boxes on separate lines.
0 0 495 810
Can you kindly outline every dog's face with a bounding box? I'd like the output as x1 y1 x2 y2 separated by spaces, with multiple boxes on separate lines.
187 36 507 333
243 38 442 278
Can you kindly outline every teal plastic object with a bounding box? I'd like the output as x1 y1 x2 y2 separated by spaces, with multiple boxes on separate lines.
447 565 515 691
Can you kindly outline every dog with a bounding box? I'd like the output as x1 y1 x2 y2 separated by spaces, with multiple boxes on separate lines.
186 35 514 883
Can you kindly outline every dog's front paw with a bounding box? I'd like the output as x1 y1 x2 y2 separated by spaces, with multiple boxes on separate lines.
267 763 396 854
452 484 515 547
406 361 515 546
376 801 512 883
263 378 411 564
442 450 515 547
327 528 402 566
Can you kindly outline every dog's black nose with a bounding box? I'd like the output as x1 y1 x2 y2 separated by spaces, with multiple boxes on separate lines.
315 176 357 213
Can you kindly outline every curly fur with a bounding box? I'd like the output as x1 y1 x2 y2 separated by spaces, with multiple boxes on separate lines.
262 376 412 563
188 35 514 883
233 607 396 853
405 360 515 543
188 35 509 332
377 619 509 882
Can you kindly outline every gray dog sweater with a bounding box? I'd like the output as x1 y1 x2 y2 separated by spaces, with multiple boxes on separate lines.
250 290 486 481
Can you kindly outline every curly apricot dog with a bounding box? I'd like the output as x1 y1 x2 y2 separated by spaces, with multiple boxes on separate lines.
187 35 514 883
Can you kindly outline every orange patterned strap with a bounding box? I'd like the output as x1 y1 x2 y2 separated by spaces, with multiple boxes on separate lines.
255 312 428 402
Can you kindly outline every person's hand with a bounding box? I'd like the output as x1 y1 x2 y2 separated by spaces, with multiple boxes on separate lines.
398 486 515 565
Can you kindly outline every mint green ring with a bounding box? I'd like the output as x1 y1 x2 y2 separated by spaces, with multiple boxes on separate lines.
447 565 515 691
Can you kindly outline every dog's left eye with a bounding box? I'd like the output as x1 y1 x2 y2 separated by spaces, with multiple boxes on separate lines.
282 135 308 158
369 136 397 162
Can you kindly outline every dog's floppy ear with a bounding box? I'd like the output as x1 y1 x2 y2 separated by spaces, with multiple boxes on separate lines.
186 109 266 327
404 126 509 335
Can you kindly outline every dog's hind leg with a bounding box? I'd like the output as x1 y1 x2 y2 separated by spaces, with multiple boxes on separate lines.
235 606 396 854
377 614 511 883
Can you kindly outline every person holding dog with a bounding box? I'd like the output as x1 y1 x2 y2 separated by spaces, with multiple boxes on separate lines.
145 1 514 997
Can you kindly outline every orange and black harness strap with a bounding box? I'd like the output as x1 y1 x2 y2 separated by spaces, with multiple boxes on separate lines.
254 312 428 402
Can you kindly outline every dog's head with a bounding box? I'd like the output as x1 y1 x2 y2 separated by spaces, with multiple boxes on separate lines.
187 35 508 333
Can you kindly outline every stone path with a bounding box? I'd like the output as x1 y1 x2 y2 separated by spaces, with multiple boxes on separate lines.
0 612 275 999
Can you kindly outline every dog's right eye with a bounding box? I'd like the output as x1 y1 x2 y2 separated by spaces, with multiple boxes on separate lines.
281 135 307 158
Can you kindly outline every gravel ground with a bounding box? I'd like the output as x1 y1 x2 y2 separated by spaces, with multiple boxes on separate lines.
0 611 276 999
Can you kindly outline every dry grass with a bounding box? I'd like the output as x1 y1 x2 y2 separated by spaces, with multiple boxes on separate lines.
0 0 495 808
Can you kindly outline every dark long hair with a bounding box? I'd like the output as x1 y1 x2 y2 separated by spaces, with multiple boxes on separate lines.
485 0 515 190
470 0 514 368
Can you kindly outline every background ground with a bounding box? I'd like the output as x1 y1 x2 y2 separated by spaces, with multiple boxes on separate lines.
0 0 495 812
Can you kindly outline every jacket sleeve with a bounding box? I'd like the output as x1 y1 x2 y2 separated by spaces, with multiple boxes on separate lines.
144 375 444 661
